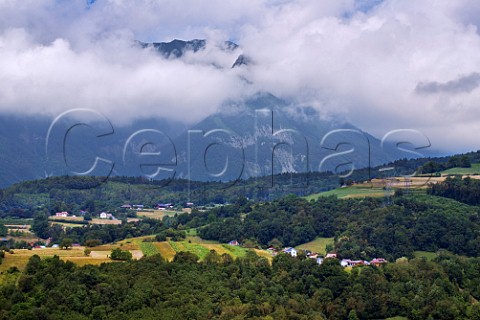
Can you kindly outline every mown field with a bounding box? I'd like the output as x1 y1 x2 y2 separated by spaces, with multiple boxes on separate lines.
0 238 146 272
305 186 388 200
48 216 123 227
441 163 480 175
136 210 179 220
0 233 276 272
133 235 272 262
413 250 438 261
0 247 113 272
304 175 441 200
295 237 334 255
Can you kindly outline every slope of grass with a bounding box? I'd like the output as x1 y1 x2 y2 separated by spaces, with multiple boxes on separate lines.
0 247 111 272
185 228 198 236
221 244 250 258
138 241 160 257
295 237 334 255
155 242 177 261
160 238 263 261
413 251 437 261
136 210 178 220
305 186 387 200
441 163 480 175
181 241 211 259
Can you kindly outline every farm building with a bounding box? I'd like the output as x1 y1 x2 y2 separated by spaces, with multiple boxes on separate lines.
370 258 388 267
156 203 173 210
283 247 297 257
55 212 68 217
99 212 114 219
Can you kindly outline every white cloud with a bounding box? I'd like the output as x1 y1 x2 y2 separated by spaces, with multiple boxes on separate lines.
238 0 480 152
0 0 479 152
0 29 246 124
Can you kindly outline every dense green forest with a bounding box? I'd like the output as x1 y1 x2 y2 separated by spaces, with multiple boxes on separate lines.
32 215 165 244
179 195 480 260
1 149 480 219
429 176 480 205
418 155 472 174
3 183 480 262
2 151 480 319
1 251 480 320
0 173 338 217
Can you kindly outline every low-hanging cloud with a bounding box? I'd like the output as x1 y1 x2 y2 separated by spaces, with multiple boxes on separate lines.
416 73 480 94
0 28 247 124
1 0 480 152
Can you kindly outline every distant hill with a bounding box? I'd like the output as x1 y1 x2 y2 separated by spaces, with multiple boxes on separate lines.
0 115 187 187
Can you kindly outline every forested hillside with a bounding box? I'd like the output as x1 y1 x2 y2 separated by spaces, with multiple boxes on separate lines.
178 195 480 260
0 251 479 320
429 176 480 205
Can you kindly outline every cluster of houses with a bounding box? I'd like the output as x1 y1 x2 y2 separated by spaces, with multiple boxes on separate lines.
55 211 71 217
55 211 116 220
120 204 145 210
119 202 195 211
99 212 116 220
266 246 388 268
156 203 174 210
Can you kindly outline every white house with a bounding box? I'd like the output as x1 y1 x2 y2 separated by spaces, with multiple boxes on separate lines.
55 211 68 217
283 247 297 257
156 203 173 210
99 212 114 219
341 259 369 267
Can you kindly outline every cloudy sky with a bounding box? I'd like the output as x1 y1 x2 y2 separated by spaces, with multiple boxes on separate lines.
0 0 480 153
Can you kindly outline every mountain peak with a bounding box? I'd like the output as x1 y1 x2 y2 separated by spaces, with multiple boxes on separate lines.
136 38 238 59
232 54 252 68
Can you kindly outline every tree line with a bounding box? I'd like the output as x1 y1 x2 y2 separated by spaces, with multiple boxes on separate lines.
170 194 480 260
1 250 480 319
429 176 480 205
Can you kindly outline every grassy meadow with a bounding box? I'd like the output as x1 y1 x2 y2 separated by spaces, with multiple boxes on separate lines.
295 237 334 255
441 163 480 175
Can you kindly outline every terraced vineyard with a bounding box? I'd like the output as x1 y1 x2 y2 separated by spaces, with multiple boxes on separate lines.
137 241 160 257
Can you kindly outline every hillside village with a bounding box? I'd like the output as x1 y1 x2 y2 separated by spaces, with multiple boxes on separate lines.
228 240 388 268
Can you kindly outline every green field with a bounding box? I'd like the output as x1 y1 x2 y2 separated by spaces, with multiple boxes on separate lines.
0 247 113 272
0 235 270 271
0 218 33 225
136 210 179 220
165 239 252 260
185 228 198 236
305 186 388 200
295 237 334 255
441 163 480 175
414 251 437 261
221 244 249 258
50 222 86 228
